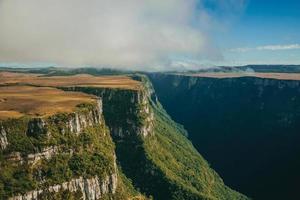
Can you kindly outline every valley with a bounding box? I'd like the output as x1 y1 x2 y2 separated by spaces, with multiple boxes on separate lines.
149 72 300 200
0 71 247 200
0 0 299 199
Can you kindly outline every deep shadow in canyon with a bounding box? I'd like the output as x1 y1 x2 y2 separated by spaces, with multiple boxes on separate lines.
149 73 300 200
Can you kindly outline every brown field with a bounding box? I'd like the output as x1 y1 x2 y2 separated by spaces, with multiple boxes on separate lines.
0 72 141 119
185 72 300 80
0 86 98 119
0 72 141 90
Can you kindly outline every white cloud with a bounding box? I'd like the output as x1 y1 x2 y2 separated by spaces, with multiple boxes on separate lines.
257 44 300 50
230 47 252 52
230 44 300 52
0 0 247 70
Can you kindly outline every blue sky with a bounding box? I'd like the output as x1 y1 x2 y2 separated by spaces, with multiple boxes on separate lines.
215 0 300 65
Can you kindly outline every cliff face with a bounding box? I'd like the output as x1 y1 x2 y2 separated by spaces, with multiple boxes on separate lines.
63 77 248 200
149 73 300 200
63 87 154 139
1 74 248 200
0 100 119 200
10 174 117 200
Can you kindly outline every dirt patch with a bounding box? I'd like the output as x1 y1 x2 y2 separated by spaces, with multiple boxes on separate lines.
0 72 141 90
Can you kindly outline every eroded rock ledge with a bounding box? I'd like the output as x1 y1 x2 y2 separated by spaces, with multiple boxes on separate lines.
1 98 102 151
9 174 117 200
1 97 120 200
0 126 8 150
63 87 154 138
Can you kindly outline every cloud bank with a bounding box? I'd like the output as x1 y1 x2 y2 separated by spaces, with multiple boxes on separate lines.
0 0 248 70
230 44 300 53
0 0 232 70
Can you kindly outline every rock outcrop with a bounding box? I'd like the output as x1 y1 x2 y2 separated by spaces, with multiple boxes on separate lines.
1 98 121 200
6 146 75 165
0 126 8 150
25 99 103 138
63 87 154 138
27 146 60 164
67 100 103 135
9 174 117 200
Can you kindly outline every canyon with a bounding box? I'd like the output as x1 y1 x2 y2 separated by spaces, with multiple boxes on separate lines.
149 72 300 200
0 72 247 200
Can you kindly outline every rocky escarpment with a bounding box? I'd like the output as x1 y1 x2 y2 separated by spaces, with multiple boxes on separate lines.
0 99 119 200
1 73 248 200
62 77 248 200
63 87 154 139
26 99 103 138
1 99 103 151
149 73 300 200
10 173 117 200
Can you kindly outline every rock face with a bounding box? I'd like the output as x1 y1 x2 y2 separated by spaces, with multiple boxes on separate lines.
7 146 74 165
1 98 120 200
107 89 154 138
27 118 48 137
64 87 154 138
136 91 154 137
27 146 59 164
67 100 103 135
9 174 117 200
26 98 103 138
0 126 8 150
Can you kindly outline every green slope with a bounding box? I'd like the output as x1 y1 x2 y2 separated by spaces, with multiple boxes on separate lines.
83 76 249 200
55 75 249 200
143 101 248 200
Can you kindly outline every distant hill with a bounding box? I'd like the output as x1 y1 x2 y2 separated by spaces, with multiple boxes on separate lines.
0 67 134 76
193 65 300 73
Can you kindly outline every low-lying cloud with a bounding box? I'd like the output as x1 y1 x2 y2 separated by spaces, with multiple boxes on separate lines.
230 44 300 53
0 0 244 70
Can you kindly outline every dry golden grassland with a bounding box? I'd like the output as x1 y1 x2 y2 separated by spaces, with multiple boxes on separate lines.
0 72 141 119
0 86 98 119
0 72 141 90
186 72 300 80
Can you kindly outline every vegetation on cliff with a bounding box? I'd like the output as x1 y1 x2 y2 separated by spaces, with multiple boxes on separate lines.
0 71 248 200
71 76 248 200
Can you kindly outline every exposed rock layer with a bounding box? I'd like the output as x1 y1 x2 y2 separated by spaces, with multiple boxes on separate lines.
0 126 8 149
9 174 117 200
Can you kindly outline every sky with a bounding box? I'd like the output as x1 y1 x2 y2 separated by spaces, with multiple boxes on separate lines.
220 0 300 66
0 0 299 71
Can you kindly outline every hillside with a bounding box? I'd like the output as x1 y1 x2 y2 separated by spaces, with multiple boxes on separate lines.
149 72 300 200
185 65 300 73
183 72 300 80
0 72 247 200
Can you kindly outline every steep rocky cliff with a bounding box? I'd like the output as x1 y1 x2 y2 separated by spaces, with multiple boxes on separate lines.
63 87 154 139
63 77 248 200
0 98 133 200
149 73 300 200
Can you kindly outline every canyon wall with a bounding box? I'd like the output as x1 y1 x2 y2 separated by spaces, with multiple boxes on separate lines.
63 77 248 200
1 74 249 200
149 73 300 200
0 100 119 200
